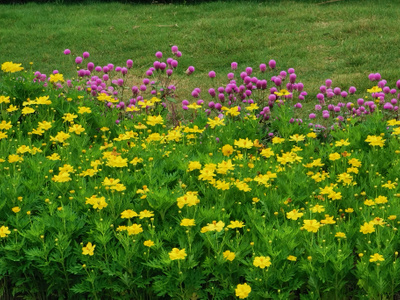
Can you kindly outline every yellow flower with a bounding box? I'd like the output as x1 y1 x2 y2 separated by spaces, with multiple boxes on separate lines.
227 220 245 229
272 137 285 144
369 253 384 262
139 209 154 219
187 161 202 171
365 135 385 147
201 220 225 233
388 215 397 221
146 115 164 126
82 242 95 256
85 195 108 210
52 172 71 183
69 124 85 135
1 62 24 73
7 105 18 112
286 209 304 220
223 250 235 261
120 209 138 219
49 73 64 83
364 199 375 206
0 226 11 238
375 195 388 204
360 222 375 234
144 240 155 247
221 144 234 156
21 107 35 115
78 106 92 114
289 134 305 142
287 255 297 261
253 256 271 269
106 156 128 168
260 148 274 158
207 117 225 129
234 138 253 149
62 113 78 123
0 95 10 104
235 283 251 299
335 139 350 147
126 224 143 235
311 204 325 213
335 232 346 238
12 207 20 213
320 215 336 225
329 152 341 161
169 248 187 260
382 181 396 189
367 86 382 93
301 220 321 233
180 218 196 227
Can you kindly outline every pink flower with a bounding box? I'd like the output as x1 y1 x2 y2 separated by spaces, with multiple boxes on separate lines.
83 52 90 59
75 57 83 64
64 49 71 55
268 60 276 69
155 51 163 59
209 71 216 78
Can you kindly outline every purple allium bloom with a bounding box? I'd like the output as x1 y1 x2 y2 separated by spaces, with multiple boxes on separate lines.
103 66 110 73
396 80 400 89
176 51 182 57
334 106 341 112
327 92 334 99
126 59 133 68
274 77 282 86
215 103 222 110
309 113 316 119
186 66 195 75
140 85 146 91
259 64 267 72
218 87 224 93
268 94 276 101
288 68 295 74
298 95 305 101
279 71 287 78
181 105 188 110
120 67 127 75
268 59 276 69
333 87 341 95
384 102 394 110
357 98 364 106
107 102 113 108
143 78 150 85
270 87 278 94
67 80 72 87
337 116 344 122
107 64 114 71
146 70 153 76
374 73 382 81
85 70 91 76
209 71 216 78
53 70 59 74
289 118 295 124
75 57 83 64
341 91 348 98
150 90 157 95
118 101 125 108
218 93 225 101
227 72 234 79
320 85 327 93
346 102 353 110
244 76 251 84
390 88 396 94
383 86 390 94
328 104 335 111
226 86 233 93
103 74 109 81
240 72 247 80
95 66 102 72
317 93 324 101
297 82 304 92
251 76 258 84
77 70 85 77
87 62 94 71
155 51 163 59
391 98 398 105
349 86 356 94
153 61 161 69
115 66 122 72
246 67 252 75
325 79 332 88
166 69 173 76
197 99 204 105
64 49 71 55
209 88 216 97
208 101 215 108
171 45 178 53
182 99 189 106
322 113 330 119
368 73 375 81
289 74 297 83
315 104 322 111
245 90 252 96
160 62 166 70
34 71 41 77
294 103 302 109
83 52 90 59
166 58 173 65
231 62 238 70
191 90 199 98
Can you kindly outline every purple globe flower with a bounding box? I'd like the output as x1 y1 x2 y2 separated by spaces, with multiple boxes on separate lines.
349 86 356 94
320 86 327 93
268 94 276 101
159 62 167 70
246 67 252 75
75 57 83 64
143 78 150 85
294 103 302 109
368 73 375 81
197 99 204 105
182 99 189 106
126 59 133 69
83 52 90 59
107 64 114 71
325 79 332 88
64 49 71 55
391 98 398 105
333 87 341 95
231 62 238 70
215 103 222 110
140 85 146 91
279 71 287 78
209 71 216 78
259 64 267 72
95 66 102 72
374 73 382 81
274 77 282 86
227 72 234 79
103 66 109 73
191 90 199 98
315 104 322 111
87 62 94 72
166 69 173 76
288 68 295 74
334 106 341 112
341 91 348 98
218 93 225 101
309 113 316 119
217 87 224 93
322 113 330 119
289 74 297 84
209 88 216 97
171 45 178 53
146 70 153 76
297 83 304 92
155 51 163 59
176 51 182 57
103 74 109 81
268 59 276 69
186 66 195 75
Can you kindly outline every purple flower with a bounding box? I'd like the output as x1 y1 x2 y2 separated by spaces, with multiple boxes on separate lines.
209 71 216 78
274 77 282 87
349 86 356 94
309 113 316 119
95 66 102 72
289 74 296 83
325 79 332 88
102 74 109 81
209 88 216 97
160 62 166 70
391 98 397 105
246 67 252 75
333 87 341 95
231 62 238 70
288 68 295 74
191 90 199 98
315 104 322 111
140 85 146 91
334 106 341 112
146 70 153 76
121 67 128 75
374 73 382 81
166 69 173 76
107 64 114 71
279 71 287 79
294 103 302 109
268 94 276 101
218 93 225 101
217 86 224 93
103 66 109 73
64 49 71 55
87 62 94 72
155 51 163 59
143 78 150 85
215 103 222 110
268 59 276 69
176 51 182 57
227 72 234 79
126 59 133 68
341 91 348 98
83 52 90 59
197 99 204 105
171 45 178 53
75 57 83 64
259 64 267 72
186 66 195 75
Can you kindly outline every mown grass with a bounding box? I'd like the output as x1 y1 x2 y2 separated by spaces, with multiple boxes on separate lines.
1 0 400 99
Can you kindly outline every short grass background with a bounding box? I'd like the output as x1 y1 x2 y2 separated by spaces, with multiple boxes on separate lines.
1 0 400 101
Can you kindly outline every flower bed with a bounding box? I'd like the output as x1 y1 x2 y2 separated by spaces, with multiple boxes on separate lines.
0 46 399 299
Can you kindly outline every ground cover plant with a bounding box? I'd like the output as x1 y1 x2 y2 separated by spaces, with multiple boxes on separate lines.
0 44 400 299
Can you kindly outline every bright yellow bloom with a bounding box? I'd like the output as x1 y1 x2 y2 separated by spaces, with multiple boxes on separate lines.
144 240 154 247
69 124 85 135
260 148 274 158
8 154 23 163
139 209 154 219
0 121 12 130
286 209 304 220
335 232 346 238
375 195 388 204
0 226 11 238
187 161 202 171
223 250 236 261
272 137 285 144
62 113 78 123
49 73 64 83
367 86 382 93
85 195 108 210
201 220 225 233
82 242 95 256
360 222 375 234
253 256 271 269
382 181 396 189
0 95 10 104
120 209 138 219
227 220 245 229
369 253 384 262
320 215 336 225
365 135 385 147
207 117 225 129
1 62 24 73
329 152 341 161
7 104 18 112
146 115 164 126
126 224 143 235
311 204 325 213
221 144 234 156
180 218 196 227
287 255 297 261
364 199 375 206
12 206 20 213
106 156 128 168
235 283 251 299
289 134 305 142
78 106 92 114
169 248 187 260
335 139 350 147
234 138 253 149
21 107 35 115
301 220 321 233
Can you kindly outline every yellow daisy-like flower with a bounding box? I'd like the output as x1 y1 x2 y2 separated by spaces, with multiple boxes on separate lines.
0 226 11 238
223 250 235 261
82 242 95 256
120 209 138 219
144 240 155 247
253 256 271 269
369 253 384 262
169 248 187 260
287 255 297 261
12 206 21 213
235 283 251 299
180 218 196 227
227 220 245 229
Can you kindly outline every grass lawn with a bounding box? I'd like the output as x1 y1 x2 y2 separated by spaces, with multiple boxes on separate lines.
1 0 400 100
